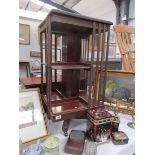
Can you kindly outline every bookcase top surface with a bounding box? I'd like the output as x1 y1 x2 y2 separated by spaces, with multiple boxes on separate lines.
39 9 113 28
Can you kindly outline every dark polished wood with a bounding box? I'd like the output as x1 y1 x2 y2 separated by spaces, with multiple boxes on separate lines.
64 130 85 154
39 9 112 135
30 51 41 57
51 99 87 114
19 60 31 63
51 64 91 70
62 69 80 97
20 75 62 87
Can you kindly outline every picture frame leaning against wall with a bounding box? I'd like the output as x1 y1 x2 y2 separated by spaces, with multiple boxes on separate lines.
19 88 48 144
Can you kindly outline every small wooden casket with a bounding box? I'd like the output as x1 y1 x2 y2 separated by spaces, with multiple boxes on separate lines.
111 131 129 145
64 130 85 154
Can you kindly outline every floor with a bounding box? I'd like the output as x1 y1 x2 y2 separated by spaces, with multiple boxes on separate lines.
47 112 135 155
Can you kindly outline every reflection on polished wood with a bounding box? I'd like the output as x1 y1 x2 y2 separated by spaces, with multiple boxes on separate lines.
39 9 112 135
51 92 63 101
42 92 63 103
51 64 91 70
52 99 87 114
42 92 88 122
20 75 62 87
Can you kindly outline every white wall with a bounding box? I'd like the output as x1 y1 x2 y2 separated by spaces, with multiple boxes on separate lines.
19 17 42 78
19 17 41 60
73 0 116 24
73 0 135 25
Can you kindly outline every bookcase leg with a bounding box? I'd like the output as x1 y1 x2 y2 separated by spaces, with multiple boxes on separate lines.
62 119 70 136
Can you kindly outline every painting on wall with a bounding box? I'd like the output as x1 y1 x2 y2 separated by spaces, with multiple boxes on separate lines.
19 88 48 143
19 24 30 45
104 44 116 58
105 71 135 103
109 29 116 44
108 45 116 58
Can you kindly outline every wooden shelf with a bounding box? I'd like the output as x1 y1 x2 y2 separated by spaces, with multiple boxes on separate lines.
51 64 90 70
43 92 64 103
43 92 88 122
20 75 62 87
51 62 91 70
51 99 87 114
30 51 41 57
42 62 91 70
42 91 105 122
39 10 111 126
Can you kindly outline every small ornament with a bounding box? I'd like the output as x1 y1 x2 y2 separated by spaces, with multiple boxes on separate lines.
42 136 59 155
111 131 129 145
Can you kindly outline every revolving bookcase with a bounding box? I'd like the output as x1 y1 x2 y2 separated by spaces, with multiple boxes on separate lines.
39 9 113 135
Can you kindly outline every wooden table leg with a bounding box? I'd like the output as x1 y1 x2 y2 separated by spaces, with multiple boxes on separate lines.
62 119 70 136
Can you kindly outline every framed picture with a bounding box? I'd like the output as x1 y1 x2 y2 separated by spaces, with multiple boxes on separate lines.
109 29 116 44
19 24 30 45
100 44 116 59
19 88 48 143
108 44 116 58
89 29 116 50
105 70 135 102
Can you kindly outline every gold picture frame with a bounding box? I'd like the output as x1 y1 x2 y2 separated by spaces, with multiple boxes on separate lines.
19 24 30 45
104 70 135 115
105 70 135 99
19 88 48 144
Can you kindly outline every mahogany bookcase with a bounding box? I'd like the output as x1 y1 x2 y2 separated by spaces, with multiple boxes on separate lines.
39 9 112 135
